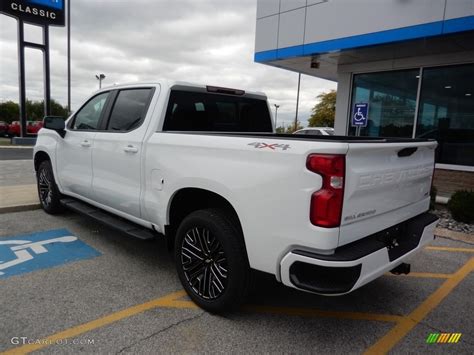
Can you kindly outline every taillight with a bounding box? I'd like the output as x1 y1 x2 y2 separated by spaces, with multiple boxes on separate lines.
306 154 345 228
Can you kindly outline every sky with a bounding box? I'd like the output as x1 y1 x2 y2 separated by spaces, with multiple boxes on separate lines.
0 0 336 127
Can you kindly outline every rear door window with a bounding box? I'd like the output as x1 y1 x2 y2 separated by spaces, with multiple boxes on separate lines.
163 90 272 132
107 88 153 131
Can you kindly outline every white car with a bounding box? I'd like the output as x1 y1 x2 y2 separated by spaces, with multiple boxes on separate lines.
34 81 438 312
295 127 335 136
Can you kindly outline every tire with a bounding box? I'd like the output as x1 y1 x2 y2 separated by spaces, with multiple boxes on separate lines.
37 160 64 214
174 208 250 313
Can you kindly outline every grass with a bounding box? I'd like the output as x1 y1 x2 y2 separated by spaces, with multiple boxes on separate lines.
0 137 12 146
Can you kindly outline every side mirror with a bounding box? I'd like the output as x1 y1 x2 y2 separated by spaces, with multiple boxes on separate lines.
43 116 66 138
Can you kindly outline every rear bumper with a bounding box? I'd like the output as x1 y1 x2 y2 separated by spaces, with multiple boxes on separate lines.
280 213 439 295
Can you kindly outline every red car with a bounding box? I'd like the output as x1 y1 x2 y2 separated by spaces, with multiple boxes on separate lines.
7 121 20 137
28 121 43 134
0 121 9 137
7 120 43 137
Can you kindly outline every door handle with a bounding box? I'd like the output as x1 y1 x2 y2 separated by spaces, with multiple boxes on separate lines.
80 140 91 147
123 145 138 153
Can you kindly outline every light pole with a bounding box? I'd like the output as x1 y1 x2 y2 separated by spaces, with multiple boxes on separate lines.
273 104 280 128
96 74 106 89
67 0 71 113
294 73 301 132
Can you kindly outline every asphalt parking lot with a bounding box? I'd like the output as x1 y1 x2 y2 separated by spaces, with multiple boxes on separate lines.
0 148 33 161
0 159 35 187
0 209 473 354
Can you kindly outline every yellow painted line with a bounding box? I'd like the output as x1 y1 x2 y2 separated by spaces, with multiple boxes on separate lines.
384 272 452 279
365 257 474 355
165 300 198 309
426 246 474 253
147 295 403 323
1 290 188 355
243 305 404 323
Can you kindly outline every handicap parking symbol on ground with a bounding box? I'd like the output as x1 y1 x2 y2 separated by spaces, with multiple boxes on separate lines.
0 228 101 279
352 102 369 127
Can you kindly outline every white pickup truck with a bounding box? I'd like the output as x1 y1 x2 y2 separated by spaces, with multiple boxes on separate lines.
34 81 438 312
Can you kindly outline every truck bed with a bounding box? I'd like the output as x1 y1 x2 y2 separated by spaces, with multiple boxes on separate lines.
162 131 435 144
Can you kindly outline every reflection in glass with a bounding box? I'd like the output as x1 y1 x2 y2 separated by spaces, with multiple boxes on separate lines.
349 70 419 137
416 65 474 167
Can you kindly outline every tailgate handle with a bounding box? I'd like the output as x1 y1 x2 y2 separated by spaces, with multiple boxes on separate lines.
398 147 417 157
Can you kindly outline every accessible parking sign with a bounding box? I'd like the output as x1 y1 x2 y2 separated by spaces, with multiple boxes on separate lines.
352 103 369 127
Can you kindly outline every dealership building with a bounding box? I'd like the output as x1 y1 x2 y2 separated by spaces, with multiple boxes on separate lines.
254 0 474 199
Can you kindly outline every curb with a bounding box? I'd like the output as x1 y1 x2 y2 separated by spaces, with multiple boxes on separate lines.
0 203 41 214
0 145 34 149
434 227 473 242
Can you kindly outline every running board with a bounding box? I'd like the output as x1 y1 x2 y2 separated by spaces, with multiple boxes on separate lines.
60 198 157 240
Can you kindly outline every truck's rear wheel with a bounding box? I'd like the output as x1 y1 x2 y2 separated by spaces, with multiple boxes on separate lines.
174 209 250 313
37 160 64 214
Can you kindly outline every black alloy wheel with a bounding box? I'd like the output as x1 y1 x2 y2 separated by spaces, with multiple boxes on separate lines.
36 160 63 214
175 209 251 313
180 226 228 300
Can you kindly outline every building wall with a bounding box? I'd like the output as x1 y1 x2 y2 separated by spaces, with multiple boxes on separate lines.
433 169 474 197
255 0 474 61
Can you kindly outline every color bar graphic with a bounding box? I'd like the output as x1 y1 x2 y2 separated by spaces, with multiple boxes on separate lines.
426 333 462 344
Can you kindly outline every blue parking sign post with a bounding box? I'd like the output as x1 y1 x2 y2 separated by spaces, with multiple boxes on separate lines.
352 103 369 131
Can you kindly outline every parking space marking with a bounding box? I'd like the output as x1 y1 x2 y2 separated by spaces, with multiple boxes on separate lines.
385 272 452 279
1 290 187 355
0 229 100 279
243 305 404 323
426 246 474 253
364 257 474 355
2 288 407 354
4 245 473 354
128 295 404 323
163 299 198 309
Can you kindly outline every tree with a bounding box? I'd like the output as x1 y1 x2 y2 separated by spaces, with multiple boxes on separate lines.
0 99 69 123
50 99 70 117
308 90 336 128
0 101 19 123
276 125 286 134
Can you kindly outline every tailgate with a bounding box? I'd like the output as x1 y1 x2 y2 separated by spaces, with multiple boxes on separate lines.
339 141 437 246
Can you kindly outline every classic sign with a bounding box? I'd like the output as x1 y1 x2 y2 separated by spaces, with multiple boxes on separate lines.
0 0 65 26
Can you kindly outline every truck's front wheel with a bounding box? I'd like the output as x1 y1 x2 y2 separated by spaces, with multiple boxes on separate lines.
37 160 64 214
174 209 250 313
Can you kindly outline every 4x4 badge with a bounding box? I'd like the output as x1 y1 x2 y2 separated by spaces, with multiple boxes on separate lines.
248 142 291 151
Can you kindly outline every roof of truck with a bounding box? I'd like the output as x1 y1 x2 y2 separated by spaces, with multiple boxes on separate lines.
97 80 267 99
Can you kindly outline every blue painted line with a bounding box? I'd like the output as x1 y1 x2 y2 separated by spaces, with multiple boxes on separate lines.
255 15 474 63
0 228 101 279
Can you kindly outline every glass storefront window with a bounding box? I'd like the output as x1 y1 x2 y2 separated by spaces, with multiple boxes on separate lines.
348 64 474 167
416 64 474 167
349 70 419 137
